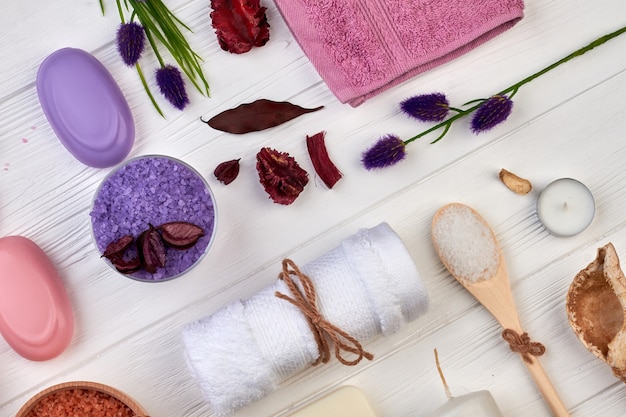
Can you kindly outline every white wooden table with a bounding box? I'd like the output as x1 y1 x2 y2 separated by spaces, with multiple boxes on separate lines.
1 1 626 416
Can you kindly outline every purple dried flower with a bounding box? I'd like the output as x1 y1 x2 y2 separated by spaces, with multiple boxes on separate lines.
400 93 450 122
361 134 407 170
156 65 190 110
470 95 513 133
116 22 146 66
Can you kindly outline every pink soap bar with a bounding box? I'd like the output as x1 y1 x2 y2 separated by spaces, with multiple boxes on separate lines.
0 236 73 360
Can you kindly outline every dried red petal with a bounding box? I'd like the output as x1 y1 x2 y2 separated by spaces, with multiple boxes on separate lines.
112 257 142 274
137 225 166 274
256 147 308 205
101 235 134 259
210 0 270 54
214 159 240 185
306 131 342 189
158 221 205 249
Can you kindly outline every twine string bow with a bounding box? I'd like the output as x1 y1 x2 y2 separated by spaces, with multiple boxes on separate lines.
502 329 546 364
274 259 374 366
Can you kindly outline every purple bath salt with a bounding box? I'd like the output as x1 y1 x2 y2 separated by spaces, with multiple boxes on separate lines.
90 155 216 281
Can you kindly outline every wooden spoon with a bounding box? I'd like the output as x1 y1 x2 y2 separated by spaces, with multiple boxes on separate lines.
431 203 570 417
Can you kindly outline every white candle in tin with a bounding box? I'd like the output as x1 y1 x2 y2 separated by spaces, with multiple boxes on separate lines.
536 178 595 237
429 391 505 417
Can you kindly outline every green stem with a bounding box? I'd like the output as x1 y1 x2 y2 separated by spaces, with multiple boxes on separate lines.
405 103 482 145
136 62 165 118
431 122 452 144
143 25 166 67
115 0 125 24
404 24 626 145
462 98 487 106
497 25 626 97
508 86 520 99
99 0 105 15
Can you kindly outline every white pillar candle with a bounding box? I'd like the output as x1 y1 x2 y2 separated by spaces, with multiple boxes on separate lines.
536 178 595 237
429 391 505 417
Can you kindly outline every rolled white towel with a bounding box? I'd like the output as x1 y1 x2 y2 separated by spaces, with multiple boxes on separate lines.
182 222 429 416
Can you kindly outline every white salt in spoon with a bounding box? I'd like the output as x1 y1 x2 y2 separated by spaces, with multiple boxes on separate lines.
431 203 570 417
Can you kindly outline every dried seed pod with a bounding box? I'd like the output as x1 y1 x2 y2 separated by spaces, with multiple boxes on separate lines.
201 99 324 134
306 131 342 189
138 225 166 274
567 243 626 383
159 221 205 249
101 235 134 259
499 168 532 195
112 256 142 274
214 159 240 185
256 147 308 205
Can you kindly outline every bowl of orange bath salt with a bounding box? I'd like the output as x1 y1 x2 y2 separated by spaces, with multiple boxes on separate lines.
16 381 148 417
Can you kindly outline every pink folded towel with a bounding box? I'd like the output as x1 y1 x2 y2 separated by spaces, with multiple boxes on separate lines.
274 0 524 106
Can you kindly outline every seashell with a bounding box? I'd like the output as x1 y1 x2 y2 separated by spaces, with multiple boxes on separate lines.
566 242 626 382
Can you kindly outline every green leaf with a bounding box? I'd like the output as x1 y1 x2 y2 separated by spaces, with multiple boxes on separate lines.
102 0 211 114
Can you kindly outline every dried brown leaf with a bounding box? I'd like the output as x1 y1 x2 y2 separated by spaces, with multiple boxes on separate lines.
201 99 323 134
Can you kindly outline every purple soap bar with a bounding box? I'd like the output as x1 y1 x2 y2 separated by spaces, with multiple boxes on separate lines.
37 48 134 168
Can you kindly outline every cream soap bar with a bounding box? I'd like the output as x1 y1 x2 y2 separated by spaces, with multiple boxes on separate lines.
288 386 377 417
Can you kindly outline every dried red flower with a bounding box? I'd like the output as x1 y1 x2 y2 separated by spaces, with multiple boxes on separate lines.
214 159 241 185
101 235 134 259
137 225 166 274
210 0 270 54
159 221 205 249
112 257 142 274
256 147 308 205
100 221 206 275
102 235 142 274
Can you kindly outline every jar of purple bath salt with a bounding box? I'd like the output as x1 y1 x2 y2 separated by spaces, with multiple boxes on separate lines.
90 155 217 281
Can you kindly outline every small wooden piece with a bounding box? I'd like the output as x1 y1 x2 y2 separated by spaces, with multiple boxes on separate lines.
499 168 532 195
